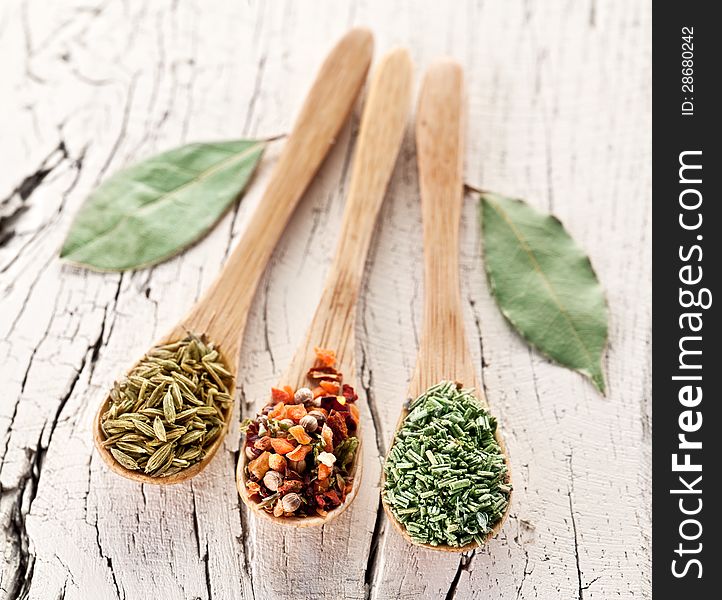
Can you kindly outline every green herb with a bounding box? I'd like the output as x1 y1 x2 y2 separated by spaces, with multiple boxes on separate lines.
480 192 608 393
383 381 511 547
60 139 267 271
334 437 359 472
99 334 233 476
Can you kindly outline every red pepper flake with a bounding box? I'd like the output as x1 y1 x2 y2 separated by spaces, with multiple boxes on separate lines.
321 395 349 412
314 347 336 368
248 451 271 479
326 410 348 442
285 404 307 422
270 438 296 455
254 436 272 451
271 387 292 404
307 366 342 382
268 402 287 420
318 463 332 480
323 489 341 507
321 424 334 452
319 380 341 395
286 444 312 461
278 479 303 495
342 384 358 403
345 404 360 430
316 476 332 493
288 425 312 445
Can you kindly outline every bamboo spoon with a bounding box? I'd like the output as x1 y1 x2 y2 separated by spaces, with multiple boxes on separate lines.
93 28 374 485
381 59 512 551
237 47 414 526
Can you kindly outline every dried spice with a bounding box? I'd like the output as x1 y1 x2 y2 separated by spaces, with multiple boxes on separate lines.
383 381 511 547
241 347 359 518
99 334 233 477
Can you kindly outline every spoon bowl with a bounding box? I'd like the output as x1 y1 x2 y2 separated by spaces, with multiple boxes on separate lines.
381 391 511 552
381 59 512 551
237 47 414 524
93 27 374 484
93 337 237 485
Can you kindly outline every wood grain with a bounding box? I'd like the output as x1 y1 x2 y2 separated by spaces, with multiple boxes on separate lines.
0 1 651 598
411 60 477 395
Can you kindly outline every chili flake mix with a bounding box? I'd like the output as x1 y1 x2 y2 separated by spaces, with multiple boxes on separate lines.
241 348 360 518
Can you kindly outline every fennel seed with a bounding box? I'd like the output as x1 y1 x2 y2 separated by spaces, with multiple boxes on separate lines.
99 333 233 477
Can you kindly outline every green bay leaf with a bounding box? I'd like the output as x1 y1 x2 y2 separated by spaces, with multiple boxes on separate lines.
60 139 266 271
480 193 608 393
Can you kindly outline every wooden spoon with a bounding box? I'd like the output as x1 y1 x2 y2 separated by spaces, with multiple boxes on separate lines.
381 59 512 551
237 47 414 526
93 27 374 485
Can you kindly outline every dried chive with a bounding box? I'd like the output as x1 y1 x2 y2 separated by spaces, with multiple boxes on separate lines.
383 381 511 547
99 334 232 477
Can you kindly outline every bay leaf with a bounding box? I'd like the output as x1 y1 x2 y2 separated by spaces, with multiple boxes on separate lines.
60 139 266 271
480 192 608 393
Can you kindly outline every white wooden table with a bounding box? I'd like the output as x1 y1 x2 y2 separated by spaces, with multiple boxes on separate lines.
0 1 651 598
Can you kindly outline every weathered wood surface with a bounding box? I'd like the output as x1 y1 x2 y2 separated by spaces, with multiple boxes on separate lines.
0 1 651 599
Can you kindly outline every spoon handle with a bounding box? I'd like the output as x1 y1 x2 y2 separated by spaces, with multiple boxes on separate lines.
284 47 414 384
328 48 414 295
412 59 478 393
174 28 374 360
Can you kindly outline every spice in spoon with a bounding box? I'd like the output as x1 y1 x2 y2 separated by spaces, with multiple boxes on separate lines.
241 347 360 518
99 334 233 477
383 381 511 547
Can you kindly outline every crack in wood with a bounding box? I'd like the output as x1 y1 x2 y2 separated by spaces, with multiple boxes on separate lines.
1 307 109 598
191 484 214 600
0 141 69 247
358 340 385 599
235 382 257 600
444 552 473 600
237 500 257 600
1 439 40 600
362 499 385 600
568 452 584 600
